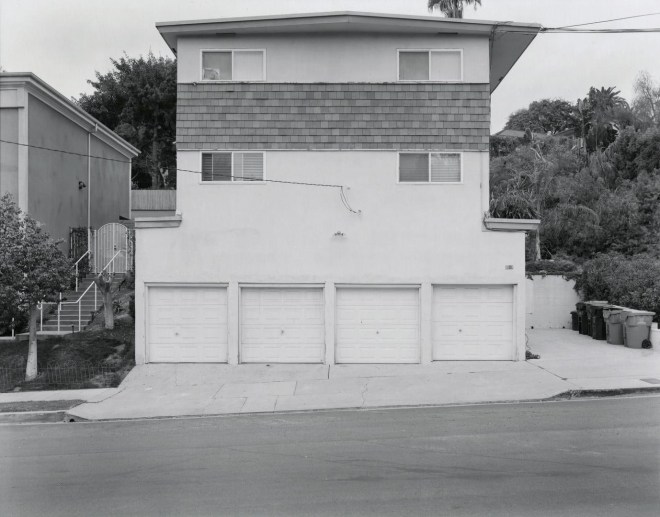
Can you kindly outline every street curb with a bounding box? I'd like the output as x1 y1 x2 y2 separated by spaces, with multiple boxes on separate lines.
56 387 660 423
548 386 660 400
0 410 68 424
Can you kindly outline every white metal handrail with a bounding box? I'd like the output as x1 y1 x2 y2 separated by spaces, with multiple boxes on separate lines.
39 250 123 332
99 250 122 276
73 250 91 291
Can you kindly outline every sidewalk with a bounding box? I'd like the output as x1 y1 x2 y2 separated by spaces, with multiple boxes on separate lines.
2 329 659 421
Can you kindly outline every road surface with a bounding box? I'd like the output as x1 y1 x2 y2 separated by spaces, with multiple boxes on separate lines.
2 396 659 516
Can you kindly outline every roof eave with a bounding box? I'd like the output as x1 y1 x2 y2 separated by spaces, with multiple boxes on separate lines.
0 72 140 158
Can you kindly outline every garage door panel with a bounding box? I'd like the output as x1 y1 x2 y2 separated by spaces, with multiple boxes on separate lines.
432 286 514 361
240 288 325 363
148 286 228 363
335 288 420 364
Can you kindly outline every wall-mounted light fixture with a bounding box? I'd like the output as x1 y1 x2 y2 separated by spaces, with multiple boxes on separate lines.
78 181 87 190
334 231 345 237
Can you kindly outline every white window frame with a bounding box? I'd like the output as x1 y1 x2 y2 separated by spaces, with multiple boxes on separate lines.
200 49 267 82
397 152 463 185
397 49 464 82
199 151 266 184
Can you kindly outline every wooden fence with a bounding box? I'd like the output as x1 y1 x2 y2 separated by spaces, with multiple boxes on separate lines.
131 190 176 211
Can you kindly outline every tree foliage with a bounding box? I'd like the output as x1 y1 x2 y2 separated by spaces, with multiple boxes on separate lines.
504 99 575 135
76 53 177 189
632 71 660 128
0 194 73 380
428 0 482 18
491 122 660 261
576 254 660 320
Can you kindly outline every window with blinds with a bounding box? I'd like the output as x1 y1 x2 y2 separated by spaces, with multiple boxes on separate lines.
399 153 461 183
201 152 264 182
398 50 462 82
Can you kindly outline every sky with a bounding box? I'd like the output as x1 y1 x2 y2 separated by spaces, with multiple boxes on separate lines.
1 0 659 131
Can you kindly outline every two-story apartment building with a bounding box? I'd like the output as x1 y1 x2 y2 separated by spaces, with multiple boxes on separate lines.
135 12 541 365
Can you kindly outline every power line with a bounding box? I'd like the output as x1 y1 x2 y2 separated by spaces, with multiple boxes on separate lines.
543 27 660 33
0 138 361 212
0 138 344 189
556 12 660 29
0 138 131 164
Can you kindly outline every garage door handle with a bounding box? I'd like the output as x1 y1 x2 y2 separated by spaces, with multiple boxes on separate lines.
281 329 285 334
376 330 379 334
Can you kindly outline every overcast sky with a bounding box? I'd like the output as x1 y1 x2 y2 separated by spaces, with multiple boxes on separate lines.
2 0 659 131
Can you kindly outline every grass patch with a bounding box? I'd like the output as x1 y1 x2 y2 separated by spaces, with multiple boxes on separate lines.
0 290 135 392
0 400 85 413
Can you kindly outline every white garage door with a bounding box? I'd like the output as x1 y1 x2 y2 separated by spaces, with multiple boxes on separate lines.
336 287 420 364
432 285 514 360
240 287 325 363
148 286 228 363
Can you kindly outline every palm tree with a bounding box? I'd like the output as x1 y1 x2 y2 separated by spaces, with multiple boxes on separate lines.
428 0 482 18
577 87 630 152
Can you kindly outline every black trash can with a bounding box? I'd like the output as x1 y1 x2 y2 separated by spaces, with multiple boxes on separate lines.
591 304 607 340
576 302 587 335
585 301 607 338
570 311 579 331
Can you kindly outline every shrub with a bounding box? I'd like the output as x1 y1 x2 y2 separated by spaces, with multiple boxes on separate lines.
129 294 135 320
526 259 579 279
575 253 660 321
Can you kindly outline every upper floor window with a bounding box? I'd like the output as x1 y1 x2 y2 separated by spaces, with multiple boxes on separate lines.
202 50 265 81
201 152 264 182
399 152 462 183
398 50 462 82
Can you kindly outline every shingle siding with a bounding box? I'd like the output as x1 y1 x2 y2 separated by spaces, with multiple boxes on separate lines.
177 83 490 151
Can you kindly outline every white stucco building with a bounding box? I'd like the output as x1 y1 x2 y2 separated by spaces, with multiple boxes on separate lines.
135 12 541 365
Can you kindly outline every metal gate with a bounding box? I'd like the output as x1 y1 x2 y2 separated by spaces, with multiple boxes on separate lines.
93 223 133 274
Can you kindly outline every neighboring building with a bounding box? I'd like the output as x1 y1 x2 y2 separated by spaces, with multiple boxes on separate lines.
0 73 139 256
135 12 541 365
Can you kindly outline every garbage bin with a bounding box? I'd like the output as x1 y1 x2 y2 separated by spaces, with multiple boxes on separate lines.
576 302 588 335
623 310 656 348
585 301 608 339
602 306 628 345
570 311 579 331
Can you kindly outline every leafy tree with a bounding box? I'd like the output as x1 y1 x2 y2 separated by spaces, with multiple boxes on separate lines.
0 195 73 381
607 126 660 182
77 53 177 189
428 0 482 18
504 99 575 135
632 71 660 128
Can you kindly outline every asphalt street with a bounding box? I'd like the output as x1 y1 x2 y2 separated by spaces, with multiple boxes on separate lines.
2 396 659 517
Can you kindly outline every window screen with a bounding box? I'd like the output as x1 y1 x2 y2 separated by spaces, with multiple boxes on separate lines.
430 51 462 81
202 52 231 80
234 152 264 181
234 51 264 81
399 154 429 182
399 52 429 81
431 153 461 182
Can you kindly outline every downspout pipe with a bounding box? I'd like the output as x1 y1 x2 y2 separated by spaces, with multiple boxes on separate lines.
87 124 99 257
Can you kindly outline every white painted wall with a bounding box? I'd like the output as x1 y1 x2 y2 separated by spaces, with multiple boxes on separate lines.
525 275 580 329
177 34 490 84
135 150 527 364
